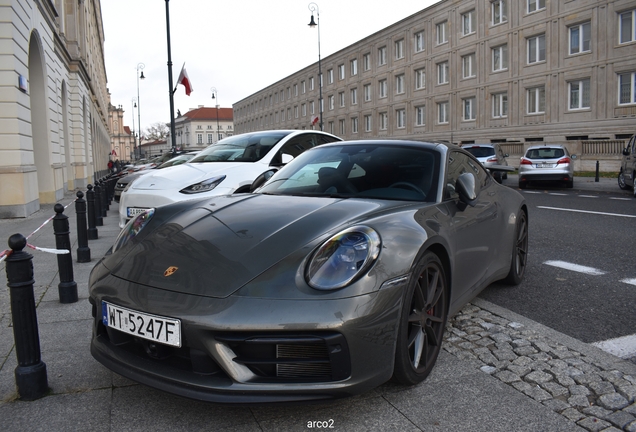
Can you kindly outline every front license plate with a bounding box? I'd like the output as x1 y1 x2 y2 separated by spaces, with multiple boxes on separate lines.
127 207 150 217
102 301 181 347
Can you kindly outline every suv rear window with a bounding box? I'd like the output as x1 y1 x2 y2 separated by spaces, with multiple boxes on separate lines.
526 148 565 159
464 146 495 158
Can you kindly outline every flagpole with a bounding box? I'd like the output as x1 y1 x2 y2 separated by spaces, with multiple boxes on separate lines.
165 0 177 153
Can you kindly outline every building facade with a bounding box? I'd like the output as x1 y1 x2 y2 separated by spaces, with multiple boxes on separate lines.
174 106 234 151
0 0 111 218
233 0 636 170
108 103 135 162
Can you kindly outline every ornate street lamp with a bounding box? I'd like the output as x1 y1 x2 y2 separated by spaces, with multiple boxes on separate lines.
308 2 323 131
211 87 220 143
136 63 145 160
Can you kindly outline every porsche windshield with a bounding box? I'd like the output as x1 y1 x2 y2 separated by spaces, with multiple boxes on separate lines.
259 144 440 202
189 131 290 163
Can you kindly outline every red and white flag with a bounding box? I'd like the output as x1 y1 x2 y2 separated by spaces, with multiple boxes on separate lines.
311 115 319 126
176 64 193 96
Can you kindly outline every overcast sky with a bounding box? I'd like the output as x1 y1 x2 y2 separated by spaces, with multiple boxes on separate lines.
101 0 438 133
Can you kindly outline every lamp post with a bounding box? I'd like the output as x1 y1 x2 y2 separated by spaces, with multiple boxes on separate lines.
131 98 137 161
211 87 220 143
308 2 323 131
136 63 145 160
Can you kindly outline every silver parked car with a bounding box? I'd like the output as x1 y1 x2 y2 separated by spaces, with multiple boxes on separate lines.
618 135 636 196
518 145 574 189
461 143 509 183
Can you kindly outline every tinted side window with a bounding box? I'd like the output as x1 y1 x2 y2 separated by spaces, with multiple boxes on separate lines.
271 134 325 166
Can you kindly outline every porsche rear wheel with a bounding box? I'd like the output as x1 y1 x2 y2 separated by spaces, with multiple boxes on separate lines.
502 210 528 285
393 252 448 385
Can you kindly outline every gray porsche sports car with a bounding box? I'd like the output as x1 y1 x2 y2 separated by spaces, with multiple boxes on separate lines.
89 139 527 404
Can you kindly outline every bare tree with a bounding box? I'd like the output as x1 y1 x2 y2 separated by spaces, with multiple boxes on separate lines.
143 122 170 140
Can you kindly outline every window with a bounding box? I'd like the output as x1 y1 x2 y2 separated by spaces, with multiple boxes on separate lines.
301 81 306 94
287 87 291 98
527 0 545 13
462 54 476 78
351 117 358 133
492 45 508 71
294 84 298 96
569 22 591 55
619 72 636 104
620 10 636 44
287 108 291 120
294 106 299 118
396 109 406 128
309 77 314 90
363 53 371 71
351 88 358 105
379 79 387 98
328 69 333 84
415 68 426 89
364 115 372 132
328 122 334 134
492 1 507 25
339 91 345 107
379 112 388 130
378 46 387 65
396 74 405 94
339 119 346 135
302 103 306 116
197 133 203 144
415 105 426 126
207 134 213 144
338 64 345 80
569 79 590 110
527 34 546 64
395 39 404 59
462 10 475 36
437 61 449 84
492 92 508 118
328 95 335 110
436 21 448 44
310 100 315 114
415 31 425 52
438 102 449 124
364 83 372 101
463 97 476 120
351 59 358 76
527 86 545 114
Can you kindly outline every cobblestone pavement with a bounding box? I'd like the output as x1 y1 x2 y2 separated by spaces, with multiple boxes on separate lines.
444 303 636 432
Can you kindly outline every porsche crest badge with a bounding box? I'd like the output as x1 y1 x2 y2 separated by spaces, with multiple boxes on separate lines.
164 266 178 277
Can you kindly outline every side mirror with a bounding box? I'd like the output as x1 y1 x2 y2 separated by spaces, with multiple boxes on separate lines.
250 168 279 192
504 153 509 158
456 172 477 207
281 154 294 164
571 154 578 160
623 148 631 156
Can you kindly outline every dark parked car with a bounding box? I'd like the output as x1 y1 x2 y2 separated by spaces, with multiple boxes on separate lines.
89 140 528 403
618 135 636 196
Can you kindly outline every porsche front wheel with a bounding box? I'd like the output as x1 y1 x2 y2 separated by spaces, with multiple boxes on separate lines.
393 252 448 385
502 210 528 285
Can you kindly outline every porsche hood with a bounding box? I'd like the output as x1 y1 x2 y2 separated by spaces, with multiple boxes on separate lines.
110 194 392 298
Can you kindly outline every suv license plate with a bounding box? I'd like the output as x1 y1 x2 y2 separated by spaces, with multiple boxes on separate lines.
102 301 181 347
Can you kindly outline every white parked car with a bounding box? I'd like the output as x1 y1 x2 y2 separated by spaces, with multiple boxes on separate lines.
119 130 342 228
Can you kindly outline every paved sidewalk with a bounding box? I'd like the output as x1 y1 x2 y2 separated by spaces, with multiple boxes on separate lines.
0 178 634 431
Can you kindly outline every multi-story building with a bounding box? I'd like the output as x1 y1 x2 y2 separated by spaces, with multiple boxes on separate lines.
108 104 136 162
234 0 636 170
174 106 234 151
0 0 111 218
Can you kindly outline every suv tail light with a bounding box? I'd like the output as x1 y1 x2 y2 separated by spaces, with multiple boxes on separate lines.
520 158 533 165
486 157 498 163
556 157 571 165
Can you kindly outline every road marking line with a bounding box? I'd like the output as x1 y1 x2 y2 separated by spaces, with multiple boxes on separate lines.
543 260 606 275
592 334 636 359
537 206 636 218
578 195 598 198
609 197 632 201
522 191 543 194
549 193 568 196
620 278 636 286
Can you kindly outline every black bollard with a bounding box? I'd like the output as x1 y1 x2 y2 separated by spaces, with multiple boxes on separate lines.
94 182 104 226
101 179 110 211
75 191 91 262
5 233 49 400
595 160 599 182
53 203 78 303
86 185 99 239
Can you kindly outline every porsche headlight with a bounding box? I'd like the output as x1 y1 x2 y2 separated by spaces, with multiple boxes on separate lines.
306 226 381 290
112 208 155 253
179 175 226 194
